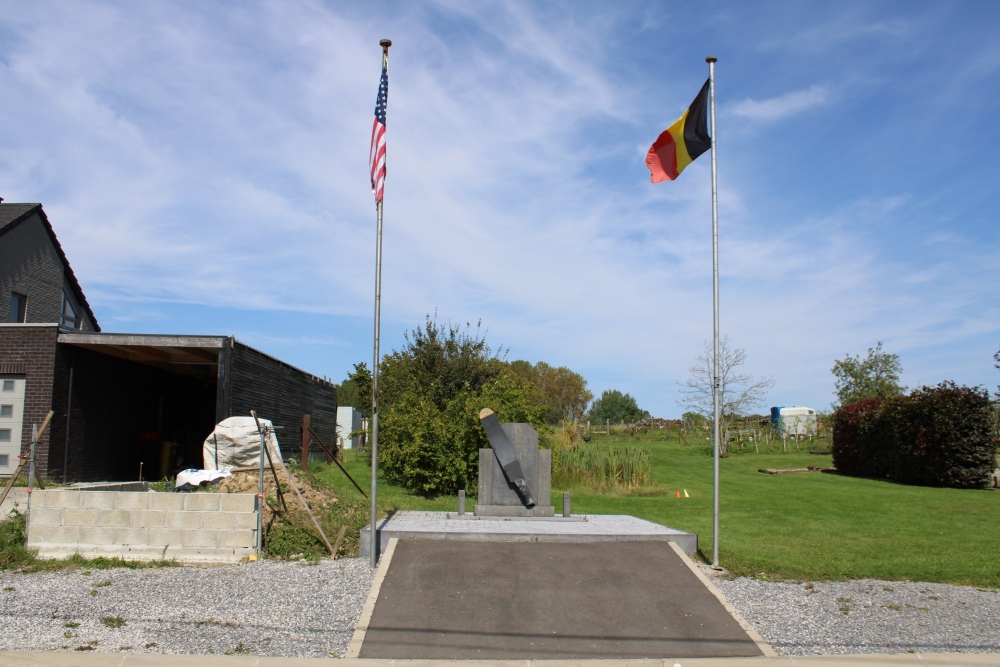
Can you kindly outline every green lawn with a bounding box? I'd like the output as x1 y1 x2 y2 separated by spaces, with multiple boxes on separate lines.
311 436 1000 587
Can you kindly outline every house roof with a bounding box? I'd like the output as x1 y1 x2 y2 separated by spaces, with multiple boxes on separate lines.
0 203 39 229
0 203 101 332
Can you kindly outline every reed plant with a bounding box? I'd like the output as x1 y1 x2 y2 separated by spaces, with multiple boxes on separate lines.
554 443 653 492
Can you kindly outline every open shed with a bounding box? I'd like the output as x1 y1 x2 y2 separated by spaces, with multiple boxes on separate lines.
2 326 336 483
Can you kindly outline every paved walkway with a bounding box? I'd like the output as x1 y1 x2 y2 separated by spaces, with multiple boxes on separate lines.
354 539 764 660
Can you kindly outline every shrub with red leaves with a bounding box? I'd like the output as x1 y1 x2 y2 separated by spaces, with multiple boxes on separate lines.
832 382 993 489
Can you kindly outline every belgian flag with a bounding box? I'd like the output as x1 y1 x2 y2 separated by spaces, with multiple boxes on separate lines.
646 79 711 182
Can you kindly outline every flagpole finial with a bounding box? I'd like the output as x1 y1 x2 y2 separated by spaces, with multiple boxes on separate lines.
380 39 392 51
706 55 717 63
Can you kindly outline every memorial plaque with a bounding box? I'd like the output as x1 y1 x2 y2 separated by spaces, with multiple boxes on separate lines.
476 416 553 517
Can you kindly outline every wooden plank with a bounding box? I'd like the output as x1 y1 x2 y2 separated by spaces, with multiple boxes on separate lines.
0 462 26 508
308 427 367 499
301 414 310 471
332 524 348 560
263 445 289 514
58 333 228 348
263 437 335 556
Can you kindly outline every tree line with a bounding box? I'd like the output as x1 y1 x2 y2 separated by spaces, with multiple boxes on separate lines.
336 315 655 428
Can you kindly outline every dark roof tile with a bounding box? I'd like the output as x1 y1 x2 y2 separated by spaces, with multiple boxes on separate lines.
0 203 100 332
0 203 41 230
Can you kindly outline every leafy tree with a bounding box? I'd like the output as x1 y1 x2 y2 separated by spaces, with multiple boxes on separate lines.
831 341 905 407
676 336 775 455
375 315 545 494
995 345 999 395
510 360 593 424
682 411 707 427
589 389 650 424
336 362 372 419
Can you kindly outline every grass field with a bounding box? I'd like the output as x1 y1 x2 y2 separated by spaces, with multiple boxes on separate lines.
311 435 1000 587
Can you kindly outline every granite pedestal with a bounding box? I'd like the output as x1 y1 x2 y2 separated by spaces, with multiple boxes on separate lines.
475 422 554 517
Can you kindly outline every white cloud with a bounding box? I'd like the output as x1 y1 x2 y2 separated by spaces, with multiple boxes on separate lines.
1 2 997 417
730 85 829 122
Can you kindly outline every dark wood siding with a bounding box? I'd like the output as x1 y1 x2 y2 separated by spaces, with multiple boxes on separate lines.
227 342 337 460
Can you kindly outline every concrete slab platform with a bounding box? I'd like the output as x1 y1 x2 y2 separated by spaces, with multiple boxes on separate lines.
360 510 697 557
356 538 765 660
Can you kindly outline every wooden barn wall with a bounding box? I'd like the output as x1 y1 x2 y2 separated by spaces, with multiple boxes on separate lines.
227 342 337 459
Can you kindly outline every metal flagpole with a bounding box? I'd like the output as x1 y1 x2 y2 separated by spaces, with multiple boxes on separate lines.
706 55 721 569
370 38 391 568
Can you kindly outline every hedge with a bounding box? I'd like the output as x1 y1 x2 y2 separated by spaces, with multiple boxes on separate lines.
832 382 994 489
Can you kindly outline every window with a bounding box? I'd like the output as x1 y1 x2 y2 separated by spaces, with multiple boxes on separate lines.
0 429 11 442
61 290 81 329
0 455 8 468
1 381 13 392
8 292 26 323
0 405 12 418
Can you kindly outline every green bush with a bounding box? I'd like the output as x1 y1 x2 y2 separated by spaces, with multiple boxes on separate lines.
379 366 545 494
832 382 993 488
894 382 994 487
265 519 325 559
371 316 546 495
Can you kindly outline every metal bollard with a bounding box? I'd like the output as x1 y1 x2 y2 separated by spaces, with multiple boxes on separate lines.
562 492 571 517
458 489 465 516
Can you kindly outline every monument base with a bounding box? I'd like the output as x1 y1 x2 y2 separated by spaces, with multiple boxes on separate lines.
359 511 699 558
474 504 555 517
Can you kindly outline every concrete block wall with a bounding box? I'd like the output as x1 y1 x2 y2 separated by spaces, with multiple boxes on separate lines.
27 490 258 564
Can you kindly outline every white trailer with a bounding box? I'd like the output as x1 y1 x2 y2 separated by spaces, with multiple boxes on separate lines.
778 406 818 438
337 407 363 450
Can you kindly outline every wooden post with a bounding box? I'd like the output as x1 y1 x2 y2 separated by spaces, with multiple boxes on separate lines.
301 414 310 471
332 525 348 559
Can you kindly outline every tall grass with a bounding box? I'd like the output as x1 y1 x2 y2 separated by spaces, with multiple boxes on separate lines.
554 444 653 492
0 511 34 569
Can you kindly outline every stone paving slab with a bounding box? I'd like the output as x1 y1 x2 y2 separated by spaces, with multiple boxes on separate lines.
360 511 697 557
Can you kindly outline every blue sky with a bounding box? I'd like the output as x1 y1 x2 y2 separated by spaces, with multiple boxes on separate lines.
2 1 998 417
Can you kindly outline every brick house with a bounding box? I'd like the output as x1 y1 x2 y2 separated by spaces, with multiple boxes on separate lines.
1 203 336 483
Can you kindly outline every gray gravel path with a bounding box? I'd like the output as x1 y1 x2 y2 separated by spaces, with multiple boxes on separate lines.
712 572 1000 655
0 559 375 658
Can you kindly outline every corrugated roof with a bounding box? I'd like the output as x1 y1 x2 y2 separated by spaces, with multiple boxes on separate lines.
0 203 101 332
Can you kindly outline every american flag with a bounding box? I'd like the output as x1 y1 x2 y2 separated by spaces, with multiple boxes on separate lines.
369 64 388 204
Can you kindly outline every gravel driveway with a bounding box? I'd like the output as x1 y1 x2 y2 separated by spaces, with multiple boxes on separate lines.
0 559 375 658
713 572 1000 655
0 556 997 658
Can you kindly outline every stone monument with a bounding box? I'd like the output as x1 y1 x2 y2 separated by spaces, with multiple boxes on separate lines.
475 421 554 517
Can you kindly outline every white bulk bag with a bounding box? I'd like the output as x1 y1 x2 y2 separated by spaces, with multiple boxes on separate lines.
202 416 283 470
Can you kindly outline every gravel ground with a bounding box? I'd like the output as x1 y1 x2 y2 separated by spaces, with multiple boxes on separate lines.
0 556 997 658
710 570 1000 655
0 558 375 658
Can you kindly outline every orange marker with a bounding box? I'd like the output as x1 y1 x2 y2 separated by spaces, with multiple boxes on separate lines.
676 490 681 498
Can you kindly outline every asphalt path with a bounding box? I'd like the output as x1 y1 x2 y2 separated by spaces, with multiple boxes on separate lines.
358 539 766 660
